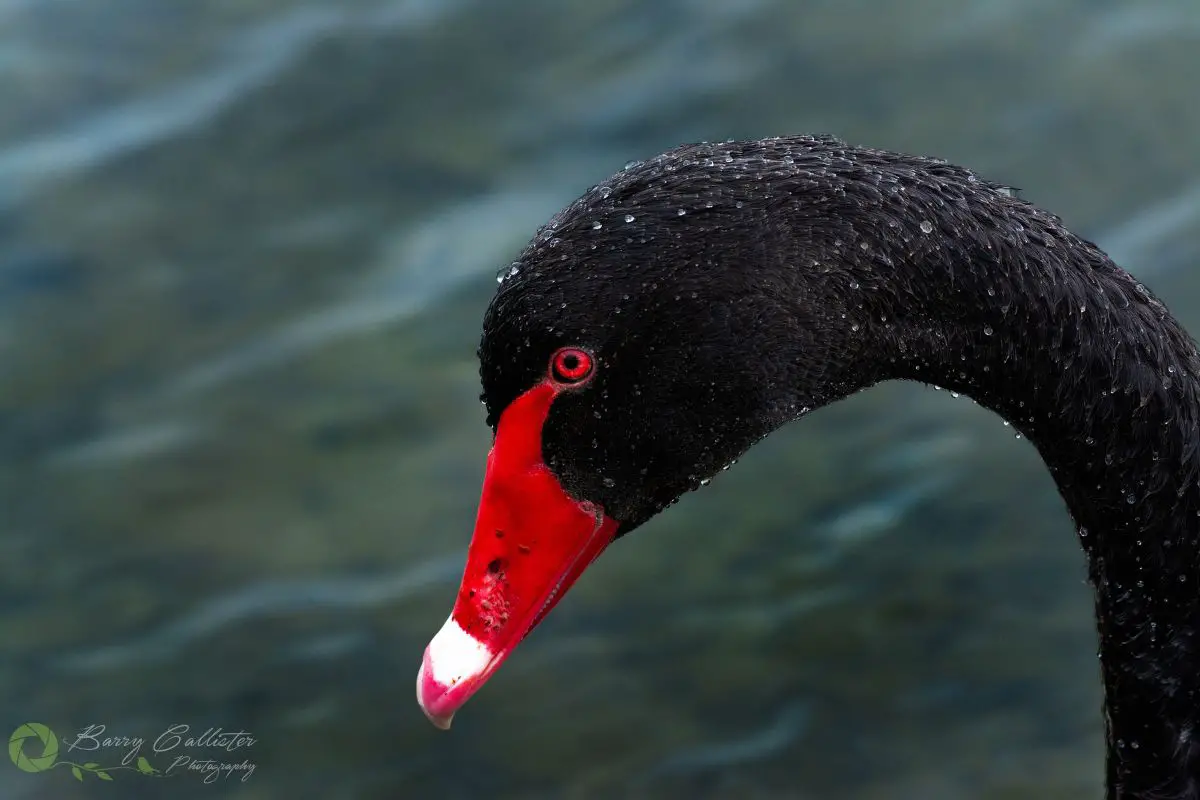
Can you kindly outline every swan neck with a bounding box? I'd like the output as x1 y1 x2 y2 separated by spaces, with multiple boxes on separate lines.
848 208 1200 798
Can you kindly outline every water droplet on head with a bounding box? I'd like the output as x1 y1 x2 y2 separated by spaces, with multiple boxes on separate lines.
624 214 635 223
677 208 687 216
983 325 993 336
602 477 615 488
592 221 603 230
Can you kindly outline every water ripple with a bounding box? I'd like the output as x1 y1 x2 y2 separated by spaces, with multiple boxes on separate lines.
163 189 564 396
0 0 469 196
1075 7 1200 57
643 701 811 780
54 555 462 673
44 420 203 468
1101 179 1200 273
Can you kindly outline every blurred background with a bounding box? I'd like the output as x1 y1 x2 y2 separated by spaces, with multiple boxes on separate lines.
3 0 1199 797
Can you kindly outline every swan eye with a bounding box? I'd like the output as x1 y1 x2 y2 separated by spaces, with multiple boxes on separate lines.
550 347 594 385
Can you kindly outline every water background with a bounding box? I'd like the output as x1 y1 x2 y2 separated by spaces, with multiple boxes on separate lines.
3 1 1200 797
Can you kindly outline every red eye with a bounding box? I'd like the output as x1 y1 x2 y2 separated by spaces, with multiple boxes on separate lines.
550 347 594 385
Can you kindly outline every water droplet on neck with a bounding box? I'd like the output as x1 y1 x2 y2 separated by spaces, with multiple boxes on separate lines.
624 214 635 223
983 325 993 336
677 208 687 216
592 221 603 230
919 220 934 234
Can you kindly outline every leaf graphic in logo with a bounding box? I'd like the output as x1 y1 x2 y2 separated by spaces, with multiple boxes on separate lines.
97 771 113 780
71 765 83 782
8 723 59 773
137 755 158 775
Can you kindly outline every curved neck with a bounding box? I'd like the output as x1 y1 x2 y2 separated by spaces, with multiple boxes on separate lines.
837 198 1200 798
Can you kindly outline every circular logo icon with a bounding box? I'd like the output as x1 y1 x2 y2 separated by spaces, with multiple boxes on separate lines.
9 723 59 773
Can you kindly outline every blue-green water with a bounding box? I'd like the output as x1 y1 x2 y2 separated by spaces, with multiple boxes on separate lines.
2 1 1199 797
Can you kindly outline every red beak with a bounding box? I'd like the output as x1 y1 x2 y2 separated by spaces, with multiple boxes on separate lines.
416 383 619 728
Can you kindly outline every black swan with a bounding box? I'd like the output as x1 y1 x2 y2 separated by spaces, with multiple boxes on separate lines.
416 136 1200 799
